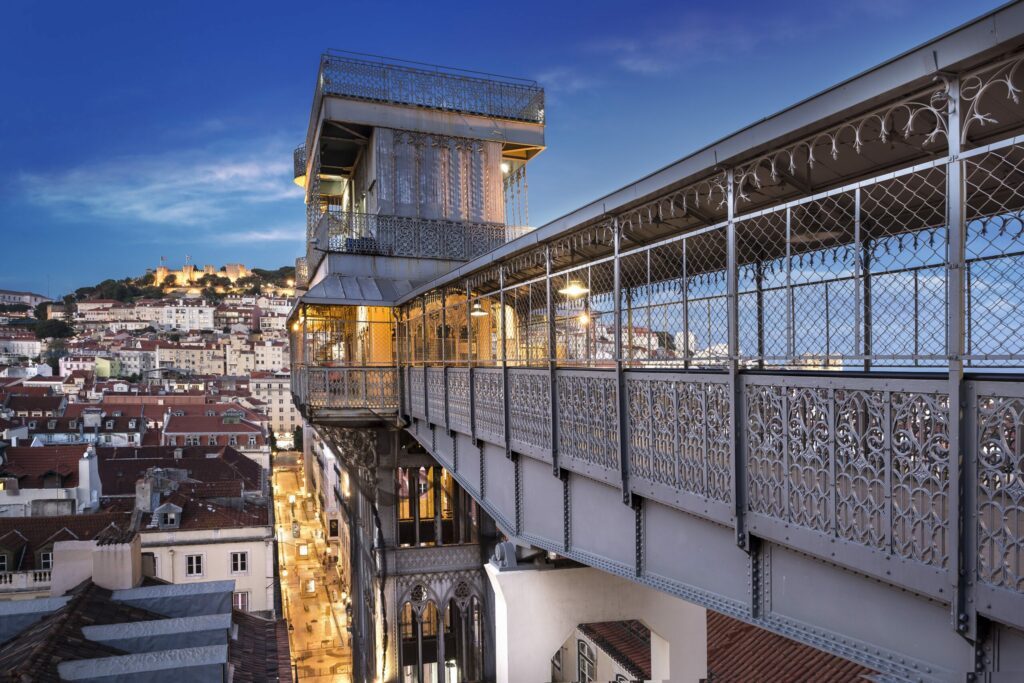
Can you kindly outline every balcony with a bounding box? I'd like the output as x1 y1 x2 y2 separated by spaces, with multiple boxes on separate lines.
293 366 398 414
308 208 531 275
294 256 308 290
290 304 399 419
293 145 307 186
318 51 544 124
0 569 52 593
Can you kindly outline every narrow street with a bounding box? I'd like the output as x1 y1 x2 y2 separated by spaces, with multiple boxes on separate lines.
272 452 353 682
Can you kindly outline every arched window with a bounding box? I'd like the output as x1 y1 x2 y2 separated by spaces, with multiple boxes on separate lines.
577 639 596 683
398 597 441 683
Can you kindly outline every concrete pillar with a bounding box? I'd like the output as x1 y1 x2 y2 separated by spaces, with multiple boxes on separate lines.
486 563 707 683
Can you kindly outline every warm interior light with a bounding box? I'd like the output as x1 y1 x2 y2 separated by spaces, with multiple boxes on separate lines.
578 310 591 326
558 279 590 298
470 301 488 317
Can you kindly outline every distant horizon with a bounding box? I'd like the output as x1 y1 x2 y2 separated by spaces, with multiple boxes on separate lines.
0 0 1004 295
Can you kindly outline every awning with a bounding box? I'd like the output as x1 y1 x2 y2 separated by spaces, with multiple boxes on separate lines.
297 274 415 307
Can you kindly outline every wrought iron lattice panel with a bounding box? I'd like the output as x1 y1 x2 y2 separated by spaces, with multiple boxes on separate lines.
890 390 949 569
426 367 445 425
744 378 950 569
975 388 1024 594
302 367 398 411
447 368 471 434
834 388 888 550
556 370 620 473
964 142 1024 366
861 166 948 366
321 209 520 261
320 53 545 124
507 369 552 459
410 367 426 419
788 192 858 367
505 280 549 366
625 374 732 503
736 210 789 365
472 368 504 444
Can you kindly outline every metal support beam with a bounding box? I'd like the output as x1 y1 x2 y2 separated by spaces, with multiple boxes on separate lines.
726 169 747 550
499 267 511 456
546 244 560 476
946 76 975 643
612 219 631 504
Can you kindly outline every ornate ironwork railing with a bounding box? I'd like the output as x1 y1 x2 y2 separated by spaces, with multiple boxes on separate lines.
314 209 531 262
294 256 308 289
319 52 544 124
293 144 307 181
294 366 399 413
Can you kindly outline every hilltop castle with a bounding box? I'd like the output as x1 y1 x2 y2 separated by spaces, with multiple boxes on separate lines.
152 261 250 286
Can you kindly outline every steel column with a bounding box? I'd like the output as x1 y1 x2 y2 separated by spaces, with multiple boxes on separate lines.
945 76 974 642
499 267 511 456
546 244 560 476
612 219 630 504
467 280 477 444
726 169 747 549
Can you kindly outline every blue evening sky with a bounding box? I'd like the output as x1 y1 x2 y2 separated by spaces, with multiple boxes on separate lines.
0 0 1004 296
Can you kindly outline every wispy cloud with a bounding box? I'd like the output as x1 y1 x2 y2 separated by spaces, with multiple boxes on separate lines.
583 3 914 77
18 138 304 228
213 227 302 244
535 66 601 94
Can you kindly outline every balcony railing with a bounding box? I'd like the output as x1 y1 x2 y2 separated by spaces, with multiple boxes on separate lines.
0 569 51 592
311 209 531 270
295 256 308 289
293 366 399 413
320 52 544 124
293 145 307 181
304 52 544 169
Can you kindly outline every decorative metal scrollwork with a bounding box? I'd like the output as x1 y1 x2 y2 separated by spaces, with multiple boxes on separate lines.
447 369 471 433
890 391 949 569
473 369 504 443
557 373 619 471
410 368 426 419
508 370 551 455
961 51 1024 145
746 385 787 518
426 367 445 423
834 389 887 550
977 394 1024 593
626 377 733 503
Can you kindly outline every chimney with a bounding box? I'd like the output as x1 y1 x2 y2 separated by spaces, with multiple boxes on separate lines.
78 445 101 512
135 477 157 513
92 533 143 590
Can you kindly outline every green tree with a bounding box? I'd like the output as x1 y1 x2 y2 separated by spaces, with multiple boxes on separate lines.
292 426 303 451
35 319 74 339
33 302 48 320
43 339 68 375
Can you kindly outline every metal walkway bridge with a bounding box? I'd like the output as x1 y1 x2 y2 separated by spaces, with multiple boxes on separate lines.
290 6 1024 680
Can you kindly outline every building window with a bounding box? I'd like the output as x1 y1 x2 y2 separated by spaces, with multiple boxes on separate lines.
578 640 596 683
0 554 7 572
229 435 237 446
39 552 53 570
230 551 248 574
161 512 177 527
248 435 257 446
208 435 217 446
233 591 249 612
185 554 204 577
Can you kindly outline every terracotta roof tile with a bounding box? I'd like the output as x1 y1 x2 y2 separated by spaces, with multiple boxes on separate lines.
706 611 875 682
